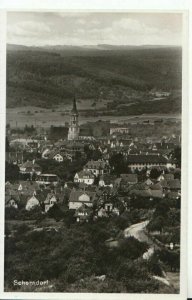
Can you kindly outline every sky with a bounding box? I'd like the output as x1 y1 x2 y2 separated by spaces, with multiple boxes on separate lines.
7 12 183 46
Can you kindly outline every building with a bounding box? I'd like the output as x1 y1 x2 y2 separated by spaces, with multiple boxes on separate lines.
68 189 95 209
19 160 42 175
6 151 23 165
68 97 80 141
110 127 129 135
74 171 95 185
25 195 40 211
74 204 92 222
126 155 176 171
83 159 110 177
44 193 57 212
36 174 59 186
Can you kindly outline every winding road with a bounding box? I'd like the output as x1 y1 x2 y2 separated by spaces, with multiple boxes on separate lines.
124 220 157 260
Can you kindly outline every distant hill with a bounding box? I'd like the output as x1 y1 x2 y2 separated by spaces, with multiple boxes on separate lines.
6 44 182 111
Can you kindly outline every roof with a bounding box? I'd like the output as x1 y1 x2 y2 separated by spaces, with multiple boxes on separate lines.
44 193 57 204
130 189 152 198
99 174 117 185
69 189 96 203
126 155 168 164
6 181 39 194
85 160 109 169
20 161 41 170
76 170 95 179
164 173 174 181
129 182 149 191
71 97 78 114
120 174 138 183
168 179 181 189
48 150 64 159
150 183 163 191
150 190 163 198
158 180 168 188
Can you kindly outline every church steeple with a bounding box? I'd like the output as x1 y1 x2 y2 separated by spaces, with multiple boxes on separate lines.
71 97 78 114
68 97 79 141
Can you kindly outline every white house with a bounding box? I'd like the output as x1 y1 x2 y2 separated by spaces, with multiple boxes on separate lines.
25 195 40 211
44 193 57 212
52 153 64 162
74 171 95 185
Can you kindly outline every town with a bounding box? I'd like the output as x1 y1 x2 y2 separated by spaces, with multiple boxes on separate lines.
5 96 181 293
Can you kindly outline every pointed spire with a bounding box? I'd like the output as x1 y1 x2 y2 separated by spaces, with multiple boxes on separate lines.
71 97 78 114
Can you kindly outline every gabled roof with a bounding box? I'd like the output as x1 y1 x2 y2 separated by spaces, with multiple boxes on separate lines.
44 193 57 204
69 189 96 203
168 179 181 189
150 183 163 191
150 190 163 199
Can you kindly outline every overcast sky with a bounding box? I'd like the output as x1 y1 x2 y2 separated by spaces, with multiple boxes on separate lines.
7 12 182 46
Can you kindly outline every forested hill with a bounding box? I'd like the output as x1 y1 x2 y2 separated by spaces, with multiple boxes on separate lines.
6 44 182 109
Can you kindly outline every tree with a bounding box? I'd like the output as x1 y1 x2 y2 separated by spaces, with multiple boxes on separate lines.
150 168 162 179
109 153 127 175
5 162 20 181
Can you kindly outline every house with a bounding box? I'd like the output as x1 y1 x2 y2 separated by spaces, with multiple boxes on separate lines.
83 159 110 177
44 193 57 212
36 174 59 186
74 171 95 185
110 127 129 135
10 139 40 152
6 151 23 165
68 189 95 210
157 173 174 182
19 160 42 175
74 204 92 222
99 174 117 188
145 178 154 186
25 195 40 211
5 196 18 209
126 155 174 171
97 202 120 217
48 150 73 162
49 151 64 162
6 181 39 197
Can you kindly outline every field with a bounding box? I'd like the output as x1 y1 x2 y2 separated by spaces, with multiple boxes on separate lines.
7 105 181 129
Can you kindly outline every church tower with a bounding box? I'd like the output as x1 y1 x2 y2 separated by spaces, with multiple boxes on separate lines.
68 97 80 140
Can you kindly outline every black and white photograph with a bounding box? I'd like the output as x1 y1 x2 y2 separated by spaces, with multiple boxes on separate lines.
4 10 185 295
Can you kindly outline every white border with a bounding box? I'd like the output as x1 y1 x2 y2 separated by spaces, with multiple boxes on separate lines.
0 1 190 299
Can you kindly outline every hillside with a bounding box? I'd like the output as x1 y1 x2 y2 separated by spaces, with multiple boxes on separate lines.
6 45 182 111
